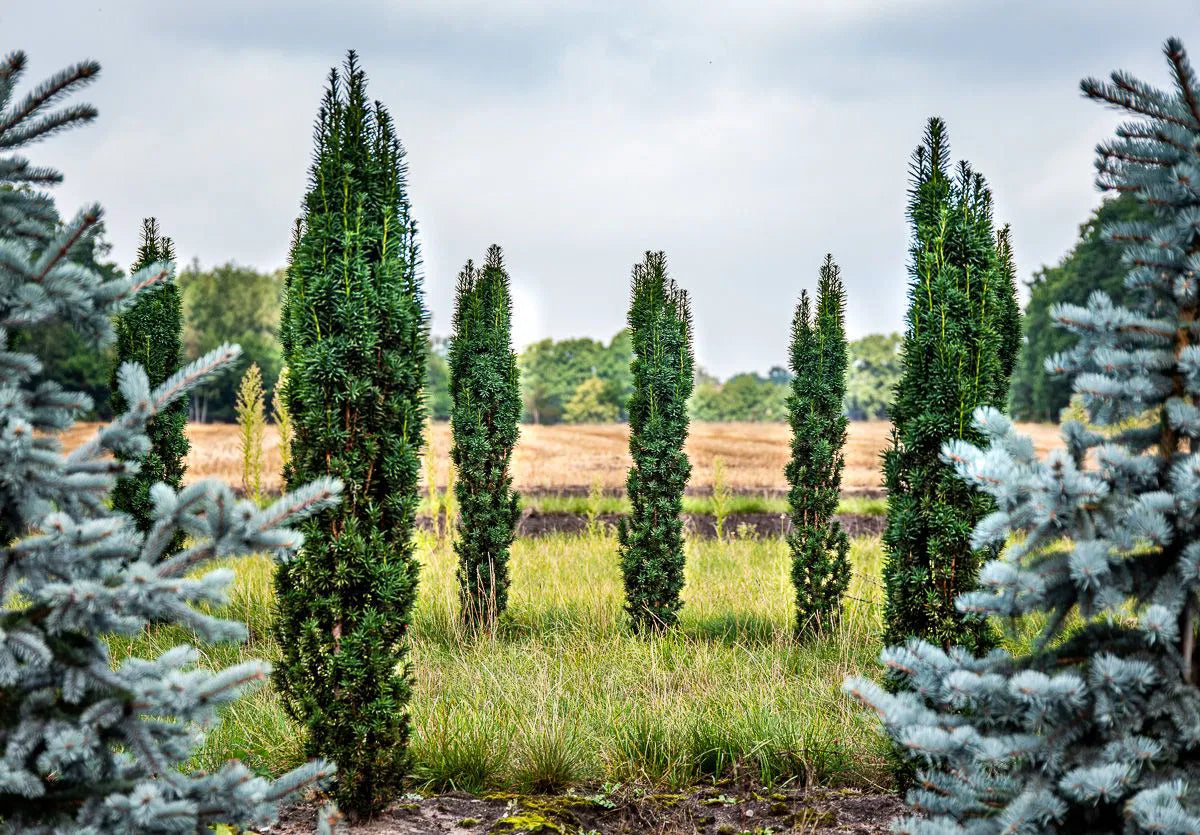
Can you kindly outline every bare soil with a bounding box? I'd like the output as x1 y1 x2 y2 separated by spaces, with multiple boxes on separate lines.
493 511 886 540
270 784 903 834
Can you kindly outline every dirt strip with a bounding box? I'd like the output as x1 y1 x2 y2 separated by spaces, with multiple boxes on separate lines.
270 785 903 834
418 512 885 540
496 487 889 500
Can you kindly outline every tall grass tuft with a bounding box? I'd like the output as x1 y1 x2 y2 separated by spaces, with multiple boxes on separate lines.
585 477 606 538
235 361 266 504
114 533 891 794
711 456 731 541
273 365 294 476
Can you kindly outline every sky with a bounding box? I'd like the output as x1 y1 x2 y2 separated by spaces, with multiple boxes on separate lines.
5 1 1199 377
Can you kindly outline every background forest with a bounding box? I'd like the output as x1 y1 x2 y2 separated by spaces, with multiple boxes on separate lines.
40 193 1124 426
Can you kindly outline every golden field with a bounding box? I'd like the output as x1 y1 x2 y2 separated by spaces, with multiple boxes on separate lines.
59 419 1063 494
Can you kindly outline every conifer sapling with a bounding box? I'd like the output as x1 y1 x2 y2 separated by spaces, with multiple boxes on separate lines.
619 251 694 633
273 52 426 817
880 118 1017 653
110 217 188 544
786 255 850 638
449 245 521 629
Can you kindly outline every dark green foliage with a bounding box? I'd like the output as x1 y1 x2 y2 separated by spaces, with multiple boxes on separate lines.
273 52 426 816
110 217 188 539
618 251 694 633
426 336 452 420
881 118 1015 653
843 333 902 420
564 376 619 422
689 370 789 421
993 225 1022 389
449 245 521 629
519 330 631 423
9 229 122 419
177 259 284 422
1008 193 1151 421
786 256 850 638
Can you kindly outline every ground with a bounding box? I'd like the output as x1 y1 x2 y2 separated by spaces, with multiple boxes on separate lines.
270 785 904 834
74 420 1063 834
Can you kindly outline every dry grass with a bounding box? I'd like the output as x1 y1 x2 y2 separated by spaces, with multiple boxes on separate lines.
60 419 1063 494
109 531 893 791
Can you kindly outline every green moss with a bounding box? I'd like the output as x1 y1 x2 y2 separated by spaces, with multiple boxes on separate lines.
489 812 567 834
788 808 837 827
643 792 685 807
486 796 597 834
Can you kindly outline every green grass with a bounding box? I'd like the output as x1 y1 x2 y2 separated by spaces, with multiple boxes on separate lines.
485 493 887 517
108 532 891 793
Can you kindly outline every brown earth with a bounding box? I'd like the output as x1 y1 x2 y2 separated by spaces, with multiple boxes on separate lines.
57 420 1063 497
481 511 886 539
270 785 904 834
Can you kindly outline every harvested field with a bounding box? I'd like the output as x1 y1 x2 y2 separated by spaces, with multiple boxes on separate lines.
59 419 1063 495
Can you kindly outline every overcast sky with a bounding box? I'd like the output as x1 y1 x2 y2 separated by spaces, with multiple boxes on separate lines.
6 1 1199 377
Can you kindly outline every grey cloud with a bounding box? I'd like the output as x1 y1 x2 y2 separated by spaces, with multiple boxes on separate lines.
5 1 1200 377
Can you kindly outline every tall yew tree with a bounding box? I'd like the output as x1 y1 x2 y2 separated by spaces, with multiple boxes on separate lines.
449 245 521 629
849 38 1200 832
881 118 1017 653
273 53 427 817
619 251 694 633
786 255 850 638
110 217 188 540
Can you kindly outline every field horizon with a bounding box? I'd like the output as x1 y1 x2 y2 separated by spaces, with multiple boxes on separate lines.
60 418 1063 496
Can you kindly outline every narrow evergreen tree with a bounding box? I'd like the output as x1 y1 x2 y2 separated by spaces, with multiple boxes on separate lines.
618 251 694 633
786 255 850 638
449 245 521 629
110 217 188 543
0 52 341 832
994 224 1023 391
273 52 426 817
881 118 1016 653
848 39 1200 832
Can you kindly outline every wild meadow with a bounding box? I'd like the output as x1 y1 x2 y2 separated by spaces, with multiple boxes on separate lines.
108 528 892 794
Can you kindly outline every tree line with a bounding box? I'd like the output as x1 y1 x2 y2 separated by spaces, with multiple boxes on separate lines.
32 193 1133 430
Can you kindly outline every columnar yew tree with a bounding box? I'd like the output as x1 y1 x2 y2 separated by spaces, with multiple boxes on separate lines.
110 217 188 539
273 53 426 816
786 255 850 638
994 224 1023 387
619 251 694 633
881 118 1016 653
0 52 341 832
848 40 1200 832
449 245 521 629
